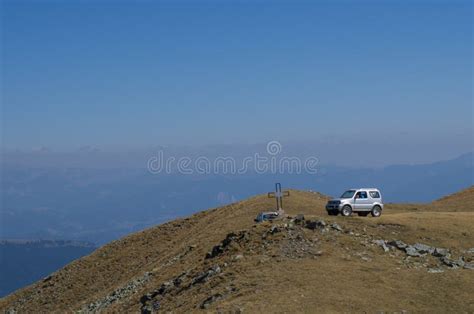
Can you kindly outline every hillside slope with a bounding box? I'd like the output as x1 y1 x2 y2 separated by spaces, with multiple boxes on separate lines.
430 185 474 211
1 189 473 313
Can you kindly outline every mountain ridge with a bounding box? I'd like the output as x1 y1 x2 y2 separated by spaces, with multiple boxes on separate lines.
1 188 473 312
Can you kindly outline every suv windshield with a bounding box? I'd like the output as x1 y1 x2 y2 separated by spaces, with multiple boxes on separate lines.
340 190 356 198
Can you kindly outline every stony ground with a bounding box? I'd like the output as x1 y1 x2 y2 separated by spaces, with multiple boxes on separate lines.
1 187 473 313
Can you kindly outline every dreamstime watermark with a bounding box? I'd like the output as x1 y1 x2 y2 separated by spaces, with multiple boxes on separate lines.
147 141 319 175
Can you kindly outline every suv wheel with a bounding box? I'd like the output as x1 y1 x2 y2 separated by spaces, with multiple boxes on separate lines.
371 205 382 217
341 205 352 217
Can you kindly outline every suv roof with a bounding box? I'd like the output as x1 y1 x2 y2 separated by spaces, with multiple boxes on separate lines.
350 188 380 190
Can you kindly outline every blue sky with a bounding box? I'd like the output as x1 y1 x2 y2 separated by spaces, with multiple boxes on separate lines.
2 0 472 155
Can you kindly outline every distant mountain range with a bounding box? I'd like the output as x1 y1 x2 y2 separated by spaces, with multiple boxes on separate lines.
1 152 472 245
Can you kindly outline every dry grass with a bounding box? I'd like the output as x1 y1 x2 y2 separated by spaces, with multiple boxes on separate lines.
1 187 473 313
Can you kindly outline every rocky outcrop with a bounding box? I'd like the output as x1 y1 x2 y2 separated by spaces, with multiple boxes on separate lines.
305 219 327 230
372 239 473 272
206 231 249 259
84 272 153 312
140 266 222 313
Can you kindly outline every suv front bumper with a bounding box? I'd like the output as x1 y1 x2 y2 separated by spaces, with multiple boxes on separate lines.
326 204 341 211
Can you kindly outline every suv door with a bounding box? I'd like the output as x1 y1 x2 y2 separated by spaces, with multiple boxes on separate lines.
354 191 370 210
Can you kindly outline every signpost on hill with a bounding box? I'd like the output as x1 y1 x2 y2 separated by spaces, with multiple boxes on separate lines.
268 183 290 211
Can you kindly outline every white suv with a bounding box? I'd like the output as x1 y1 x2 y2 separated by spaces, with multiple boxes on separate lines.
326 188 384 217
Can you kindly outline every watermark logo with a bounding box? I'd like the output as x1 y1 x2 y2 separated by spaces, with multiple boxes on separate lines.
266 140 282 155
147 141 319 175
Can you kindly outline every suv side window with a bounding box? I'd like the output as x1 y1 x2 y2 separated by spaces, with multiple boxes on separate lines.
356 191 368 199
369 191 380 198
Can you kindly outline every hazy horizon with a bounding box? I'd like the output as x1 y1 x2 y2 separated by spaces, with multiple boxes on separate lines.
2 141 472 168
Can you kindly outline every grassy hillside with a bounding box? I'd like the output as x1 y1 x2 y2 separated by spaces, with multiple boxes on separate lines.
1 188 473 313
430 185 474 211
